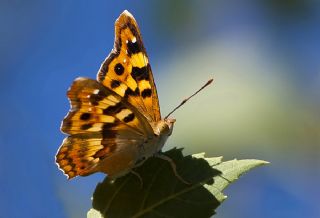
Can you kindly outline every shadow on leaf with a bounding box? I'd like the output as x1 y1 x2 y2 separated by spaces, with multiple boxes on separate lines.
90 148 222 218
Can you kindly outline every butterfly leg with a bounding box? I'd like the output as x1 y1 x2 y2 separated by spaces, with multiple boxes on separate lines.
130 170 143 188
154 153 191 185
134 157 147 168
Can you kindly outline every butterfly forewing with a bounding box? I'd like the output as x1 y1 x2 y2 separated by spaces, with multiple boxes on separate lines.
97 10 161 122
61 78 151 135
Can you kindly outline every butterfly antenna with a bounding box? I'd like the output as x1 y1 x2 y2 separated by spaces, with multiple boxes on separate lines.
165 78 214 119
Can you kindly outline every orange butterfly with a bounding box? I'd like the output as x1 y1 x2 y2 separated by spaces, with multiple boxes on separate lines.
55 10 212 180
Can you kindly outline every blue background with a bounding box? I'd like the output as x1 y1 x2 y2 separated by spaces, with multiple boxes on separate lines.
1 0 319 217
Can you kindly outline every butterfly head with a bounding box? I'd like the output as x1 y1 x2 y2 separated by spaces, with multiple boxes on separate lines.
148 118 175 154
164 118 176 136
152 118 175 137
154 118 176 137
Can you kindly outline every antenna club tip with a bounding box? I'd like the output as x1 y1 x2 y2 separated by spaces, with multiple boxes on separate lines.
207 78 214 85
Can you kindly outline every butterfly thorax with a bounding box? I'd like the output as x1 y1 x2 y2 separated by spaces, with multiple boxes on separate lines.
140 118 175 159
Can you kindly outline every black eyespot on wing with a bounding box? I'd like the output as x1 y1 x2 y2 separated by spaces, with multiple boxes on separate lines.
141 89 152 98
102 123 118 131
89 91 107 106
114 63 124 75
131 66 149 81
80 113 91 121
123 113 135 123
127 40 140 55
81 123 92 130
103 103 124 115
111 80 121 88
124 87 139 98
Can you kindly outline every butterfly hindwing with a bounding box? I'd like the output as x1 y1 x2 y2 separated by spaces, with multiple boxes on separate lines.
97 10 161 122
56 135 144 179
56 77 153 178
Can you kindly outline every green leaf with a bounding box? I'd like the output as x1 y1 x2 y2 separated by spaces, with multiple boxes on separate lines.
88 148 268 218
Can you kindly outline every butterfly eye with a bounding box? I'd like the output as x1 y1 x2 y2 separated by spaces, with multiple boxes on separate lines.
161 124 169 132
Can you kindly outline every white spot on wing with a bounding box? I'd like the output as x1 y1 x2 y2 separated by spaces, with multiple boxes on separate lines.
132 37 136 43
93 89 99 94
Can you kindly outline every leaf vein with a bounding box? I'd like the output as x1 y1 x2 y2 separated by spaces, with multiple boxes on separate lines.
103 176 131 214
132 177 214 218
139 161 167 211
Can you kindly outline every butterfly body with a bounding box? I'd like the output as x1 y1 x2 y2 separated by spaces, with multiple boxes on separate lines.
97 118 175 178
56 11 178 179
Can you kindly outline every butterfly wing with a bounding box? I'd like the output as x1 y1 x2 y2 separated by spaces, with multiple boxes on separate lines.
97 10 161 122
56 78 154 179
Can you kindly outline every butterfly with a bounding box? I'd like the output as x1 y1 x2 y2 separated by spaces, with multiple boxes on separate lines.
55 10 212 180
